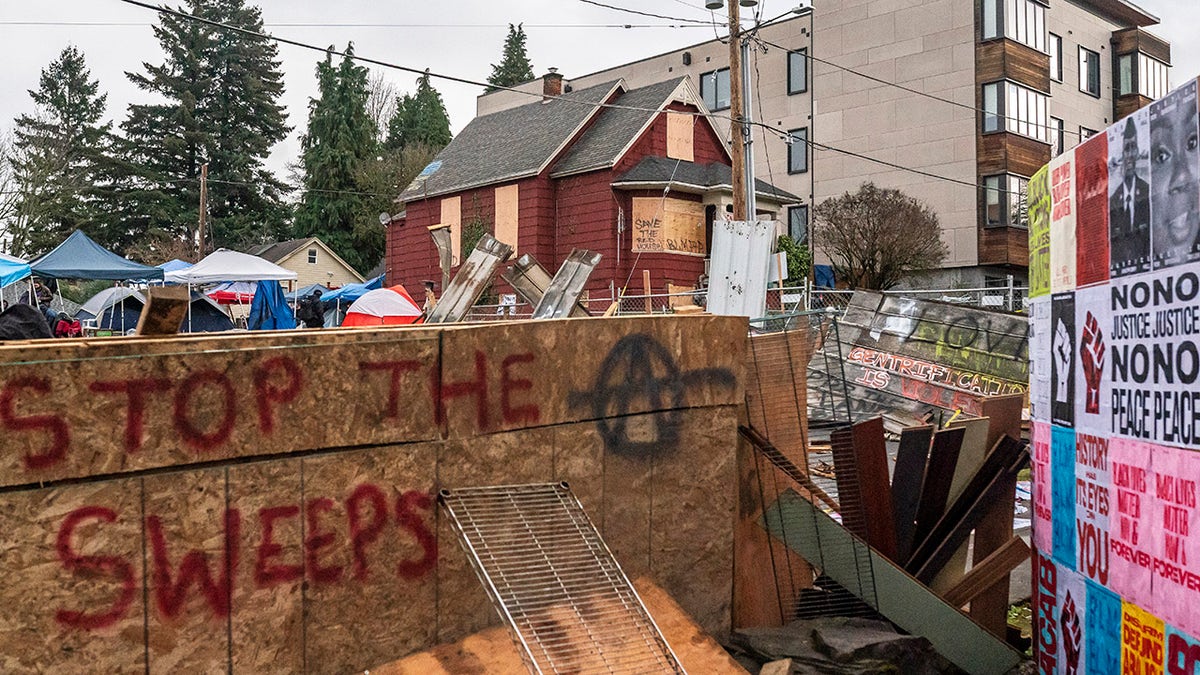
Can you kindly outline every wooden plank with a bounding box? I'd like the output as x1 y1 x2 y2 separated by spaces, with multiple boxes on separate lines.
969 395 1026 634
136 286 189 336
911 437 1030 584
909 426 964 564
942 537 1031 609
931 416 993 590
891 425 934 562
762 490 1024 675
830 418 897 560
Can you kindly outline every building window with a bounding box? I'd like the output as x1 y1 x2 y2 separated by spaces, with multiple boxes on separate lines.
700 68 730 111
1118 54 1135 96
1079 47 1100 97
788 205 809 244
982 81 1049 143
982 0 1046 52
1138 53 1169 99
982 174 1029 228
788 50 808 95
1049 33 1062 82
308 248 317 264
1080 126 1098 140
787 128 808 174
1050 116 1065 156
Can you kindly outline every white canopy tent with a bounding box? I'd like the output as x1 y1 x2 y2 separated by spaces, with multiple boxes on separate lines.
163 249 297 330
164 249 297 284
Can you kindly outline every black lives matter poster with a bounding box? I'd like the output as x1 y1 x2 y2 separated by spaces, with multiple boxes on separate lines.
1051 292 1076 427
1150 80 1200 271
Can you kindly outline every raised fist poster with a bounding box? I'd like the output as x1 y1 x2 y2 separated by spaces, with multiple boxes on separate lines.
1073 285 1110 435
1050 292 1076 427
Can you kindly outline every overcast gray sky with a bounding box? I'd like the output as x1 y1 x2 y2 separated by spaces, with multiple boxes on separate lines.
2 0 1197 179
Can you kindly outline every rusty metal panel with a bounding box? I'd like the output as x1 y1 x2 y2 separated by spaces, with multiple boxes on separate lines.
531 249 601 319
426 234 514 323
501 254 588 318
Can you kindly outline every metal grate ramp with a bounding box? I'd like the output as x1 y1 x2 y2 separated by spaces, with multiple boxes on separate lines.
438 482 686 675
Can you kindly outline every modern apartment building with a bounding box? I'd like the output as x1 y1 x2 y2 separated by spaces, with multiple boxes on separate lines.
476 0 1172 288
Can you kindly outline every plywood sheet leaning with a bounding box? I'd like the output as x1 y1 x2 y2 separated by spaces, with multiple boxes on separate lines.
891 425 935 562
744 327 813 464
909 426 965 563
930 416 992 592
829 418 897 560
808 291 1028 421
0 315 745 672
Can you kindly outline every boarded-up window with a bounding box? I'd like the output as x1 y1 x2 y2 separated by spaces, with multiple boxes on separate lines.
441 196 462 262
632 197 706 256
494 185 519 249
666 111 694 161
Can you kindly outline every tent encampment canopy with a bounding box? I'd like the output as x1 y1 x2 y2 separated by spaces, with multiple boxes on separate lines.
165 249 296 284
0 258 31 288
157 259 193 274
318 273 385 305
30 230 163 281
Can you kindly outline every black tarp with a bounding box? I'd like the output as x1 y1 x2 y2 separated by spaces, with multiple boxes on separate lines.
0 304 52 340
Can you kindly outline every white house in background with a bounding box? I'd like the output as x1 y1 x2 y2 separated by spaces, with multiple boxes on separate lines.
249 237 364 292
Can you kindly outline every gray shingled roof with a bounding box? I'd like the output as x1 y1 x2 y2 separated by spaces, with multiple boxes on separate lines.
248 238 308 262
398 80 622 203
612 156 802 202
549 78 688 178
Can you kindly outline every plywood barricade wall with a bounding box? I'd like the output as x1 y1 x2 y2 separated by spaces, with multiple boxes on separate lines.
0 315 745 673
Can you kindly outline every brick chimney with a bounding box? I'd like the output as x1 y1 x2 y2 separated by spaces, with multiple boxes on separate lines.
542 68 563 101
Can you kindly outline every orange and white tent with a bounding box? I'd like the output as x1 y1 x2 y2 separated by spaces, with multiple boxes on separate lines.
341 285 423 326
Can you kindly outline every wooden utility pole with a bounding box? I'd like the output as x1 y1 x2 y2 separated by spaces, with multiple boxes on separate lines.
197 163 209 259
727 1 746 221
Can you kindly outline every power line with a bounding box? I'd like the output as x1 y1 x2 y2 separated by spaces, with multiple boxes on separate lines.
0 20 713 29
113 0 1022 198
574 0 716 25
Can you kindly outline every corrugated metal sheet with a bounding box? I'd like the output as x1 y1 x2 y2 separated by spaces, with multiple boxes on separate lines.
426 234 514 323
532 250 602 319
706 220 775 318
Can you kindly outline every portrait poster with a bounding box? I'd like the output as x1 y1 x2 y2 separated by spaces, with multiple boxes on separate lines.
1108 438 1154 608
1072 284 1111 435
1150 444 1200 637
1055 565 1087 675
1029 166 1053 298
1074 432 1110 586
1150 80 1200 271
1109 107 1152 278
1108 263 1200 449
1084 581 1122 675
1051 425 1077 567
1050 153 1078 292
1032 421 1053 552
1050 292 1076 428
1075 131 1110 287
1121 602 1166 675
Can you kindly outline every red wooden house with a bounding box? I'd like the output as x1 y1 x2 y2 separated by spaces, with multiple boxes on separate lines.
387 73 799 305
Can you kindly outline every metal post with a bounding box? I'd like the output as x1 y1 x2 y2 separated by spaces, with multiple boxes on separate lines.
742 36 757 220
1006 274 1014 312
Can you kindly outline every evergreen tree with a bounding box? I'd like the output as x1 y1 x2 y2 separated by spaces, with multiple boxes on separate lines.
294 45 378 274
121 0 289 253
485 24 535 92
385 71 452 153
10 46 117 256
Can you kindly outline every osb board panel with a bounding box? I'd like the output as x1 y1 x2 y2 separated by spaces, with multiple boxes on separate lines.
370 578 749 675
438 315 744 440
435 427 557 643
0 478 146 673
142 468 230 673
301 444 439 673
0 328 440 487
745 328 812 464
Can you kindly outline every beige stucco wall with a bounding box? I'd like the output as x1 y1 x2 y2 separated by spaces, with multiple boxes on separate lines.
812 0 979 270
1048 0 1124 151
279 243 364 292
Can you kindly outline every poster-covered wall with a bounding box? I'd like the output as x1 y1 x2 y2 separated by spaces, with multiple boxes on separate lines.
1029 78 1200 674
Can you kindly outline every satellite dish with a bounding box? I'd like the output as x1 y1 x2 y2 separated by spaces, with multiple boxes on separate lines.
379 212 392 226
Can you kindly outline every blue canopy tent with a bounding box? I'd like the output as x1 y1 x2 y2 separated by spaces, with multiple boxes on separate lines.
318 274 384 304
30 230 163 281
286 283 327 303
247 280 297 331
0 258 31 288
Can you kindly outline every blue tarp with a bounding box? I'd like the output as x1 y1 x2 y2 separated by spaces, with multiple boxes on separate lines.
248 280 297 331
318 274 385 305
286 283 327 302
814 265 836 289
31 230 163 281
158 259 193 273
0 258 31 288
